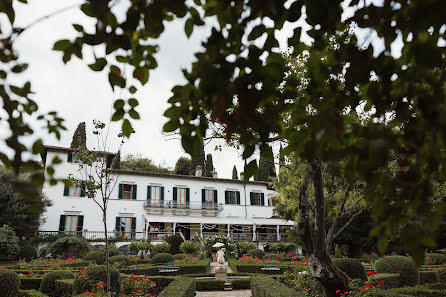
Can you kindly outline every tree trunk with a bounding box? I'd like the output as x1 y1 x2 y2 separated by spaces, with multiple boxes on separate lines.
103 211 111 293
296 161 350 297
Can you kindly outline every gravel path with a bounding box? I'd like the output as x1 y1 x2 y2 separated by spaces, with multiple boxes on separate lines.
195 290 252 297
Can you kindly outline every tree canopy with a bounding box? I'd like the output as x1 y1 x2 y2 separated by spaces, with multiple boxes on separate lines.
1 0 445 264
70 122 87 149
204 153 214 177
120 154 170 174
174 156 192 176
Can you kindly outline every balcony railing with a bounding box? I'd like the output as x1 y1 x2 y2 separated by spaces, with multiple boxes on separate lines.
144 200 223 211
38 230 147 241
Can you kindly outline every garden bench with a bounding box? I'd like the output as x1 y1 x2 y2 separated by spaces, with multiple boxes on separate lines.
157 263 180 274
261 261 285 273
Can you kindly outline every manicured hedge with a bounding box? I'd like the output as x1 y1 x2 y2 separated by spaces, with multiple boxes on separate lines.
375 256 419 286
18 289 49 297
158 278 195 297
40 271 74 297
151 253 174 265
251 275 304 297
74 265 121 294
0 269 21 297
60 261 93 268
369 273 400 289
391 284 446 297
438 267 446 284
196 279 226 291
262 254 284 262
121 258 210 276
332 258 367 281
247 249 266 259
20 277 43 290
228 258 290 274
420 270 438 284
54 279 74 297
231 278 250 290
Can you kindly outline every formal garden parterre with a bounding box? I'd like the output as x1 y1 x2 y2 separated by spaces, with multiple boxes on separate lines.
2 227 446 297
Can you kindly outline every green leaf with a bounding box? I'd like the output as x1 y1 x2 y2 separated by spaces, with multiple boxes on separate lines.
122 119 133 137
133 67 149 85
73 24 83 32
128 110 140 119
244 160 258 180
185 18 194 38
11 63 28 73
128 98 138 108
111 110 125 121
113 99 125 109
31 139 44 154
53 39 71 51
248 24 266 41
129 86 137 94
88 58 107 71
163 120 179 132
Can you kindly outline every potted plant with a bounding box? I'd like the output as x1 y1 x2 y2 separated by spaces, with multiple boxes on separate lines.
139 241 151 259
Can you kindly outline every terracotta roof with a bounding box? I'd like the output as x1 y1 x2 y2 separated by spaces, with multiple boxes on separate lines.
110 169 269 186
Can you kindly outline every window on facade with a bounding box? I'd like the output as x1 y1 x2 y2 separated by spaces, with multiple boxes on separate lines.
64 181 84 197
251 192 262 205
119 217 132 239
204 189 214 209
151 186 161 203
177 187 186 207
65 215 78 232
227 191 237 204
122 184 133 199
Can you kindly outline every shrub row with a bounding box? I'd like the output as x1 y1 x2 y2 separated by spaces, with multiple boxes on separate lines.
158 278 195 297
74 265 121 294
40 271 74 297
391 284 446 297
369 273 400 289
54 279 74 297
20 277 43 290
196 279 226 291
425 253 446 265
420 271 438 284
121 258 210 276
0 269 20 297
251 275 304 297
18 289 49 297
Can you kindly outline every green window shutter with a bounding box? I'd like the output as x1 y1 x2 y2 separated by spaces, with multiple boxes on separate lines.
67 153 73 163
173 187 177 202
80 182 86 197
186 188 190 208
161 187 164 203
131 217 136 231
202 189 206 209
118 184 123 199
225 191 229 204
250 192 254 205
132 184 137 200
63 183 69 196
77 215 84 232
147 186 151 205
213 190 218 209
59 215 66 232
236 191 241 205
115 217 121 232
261 193 265 206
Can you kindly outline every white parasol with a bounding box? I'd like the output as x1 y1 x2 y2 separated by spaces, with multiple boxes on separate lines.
212 242 225 248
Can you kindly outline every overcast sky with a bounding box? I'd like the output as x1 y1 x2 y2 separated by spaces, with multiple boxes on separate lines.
6 1 394 178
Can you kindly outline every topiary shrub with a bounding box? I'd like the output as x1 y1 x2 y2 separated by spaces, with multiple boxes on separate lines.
425 253 446 265
238 242 256 254
158 278 195 297
54 279 74 297
19 245 38 261
0 225 20 260
151 253 174 265
109 254 131 269
83 250 102 262
74 265 120 294
247 248 265 259
0 269 20 297
332 258 367 281
48 235 91 258
40 271 74 297
419 271 438 284
437 267 446 284
180 241 200 254
269 242 291 253
18 289 49 297
375 256 419 287
152 242 171 255
251 275 303 297
262 253 284 262
166 234 183 254
369 273 400 289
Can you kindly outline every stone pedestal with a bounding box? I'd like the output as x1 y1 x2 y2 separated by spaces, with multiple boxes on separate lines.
215 265 227 281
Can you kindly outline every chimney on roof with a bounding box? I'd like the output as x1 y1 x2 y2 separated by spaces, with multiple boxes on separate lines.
213 170 218 178
195 165 202 177
240 172 244 181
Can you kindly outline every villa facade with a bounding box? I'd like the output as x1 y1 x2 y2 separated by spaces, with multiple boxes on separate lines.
39 146 294 248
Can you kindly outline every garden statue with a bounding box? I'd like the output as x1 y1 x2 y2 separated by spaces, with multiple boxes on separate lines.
217 247 225 265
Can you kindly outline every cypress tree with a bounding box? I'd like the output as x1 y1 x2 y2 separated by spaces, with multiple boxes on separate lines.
111 151 121 169
256 144 276 182
205 154 214 177
232 165 238 179
70 122 87 149
190 142 205 176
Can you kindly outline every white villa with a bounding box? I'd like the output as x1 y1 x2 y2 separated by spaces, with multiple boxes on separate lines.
39 146 294 249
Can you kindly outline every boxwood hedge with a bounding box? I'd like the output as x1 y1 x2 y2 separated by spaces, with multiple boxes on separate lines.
332 258 367 281
54 279 74 297
375 256 419 286
158 278 195 297
20 277 43 290
369 273 400 289
251 275 304 297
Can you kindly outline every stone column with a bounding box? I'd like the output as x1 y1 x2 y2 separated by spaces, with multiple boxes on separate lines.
277 225 280 241
253 224 256 241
